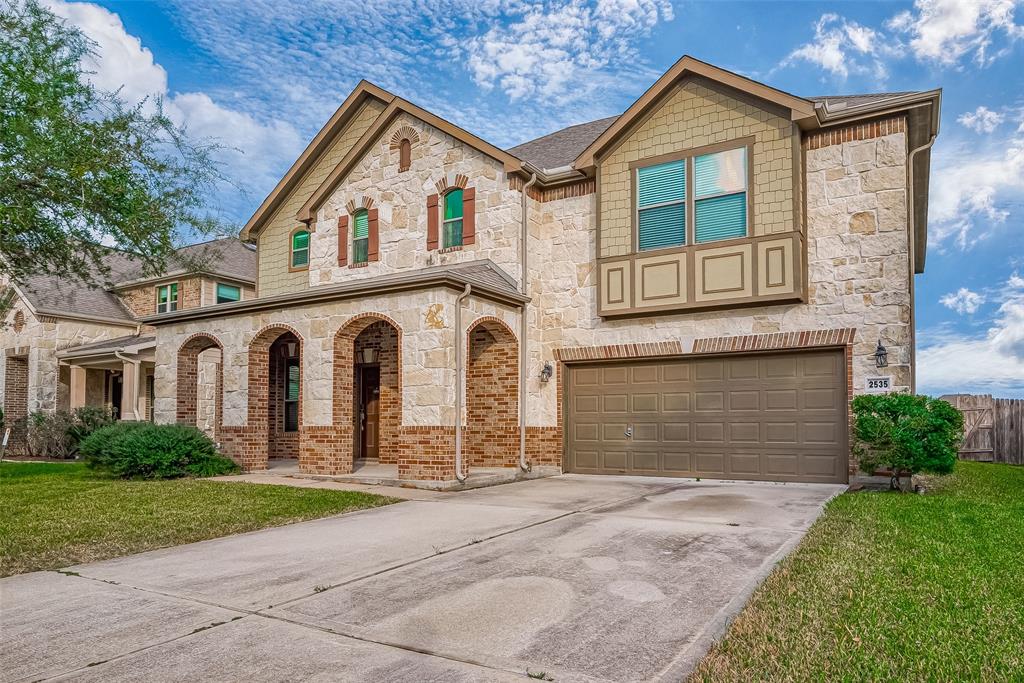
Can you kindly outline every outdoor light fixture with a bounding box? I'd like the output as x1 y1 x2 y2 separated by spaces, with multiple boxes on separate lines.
540 362 553 383
873 340 888 368
359 347 379 365
282 340 298 358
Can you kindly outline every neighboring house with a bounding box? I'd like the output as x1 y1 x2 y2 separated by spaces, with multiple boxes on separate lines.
0 238 256 452
141 55 938 485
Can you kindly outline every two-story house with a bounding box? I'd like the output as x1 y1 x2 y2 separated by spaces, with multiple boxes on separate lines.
1 238 256 452
144 56 940 487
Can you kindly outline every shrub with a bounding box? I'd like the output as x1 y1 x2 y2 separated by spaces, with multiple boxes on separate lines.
81 423 239 479
852 393 964 490
25 406 115 459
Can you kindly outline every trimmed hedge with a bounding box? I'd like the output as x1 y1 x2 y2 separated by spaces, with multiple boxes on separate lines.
80 423 239 479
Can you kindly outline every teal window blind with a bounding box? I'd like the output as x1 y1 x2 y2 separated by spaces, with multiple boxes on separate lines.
694 148 747 243
443 189 463 248
216 283 240 304
284 357 299 432
291 230 309 267
353 210 369 264
637 160 686 250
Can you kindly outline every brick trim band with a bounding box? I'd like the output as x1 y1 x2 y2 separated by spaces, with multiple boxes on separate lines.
554 340 685 362
692 328 857 354
803 116 907 151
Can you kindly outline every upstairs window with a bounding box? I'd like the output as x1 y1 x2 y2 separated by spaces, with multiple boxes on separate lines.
637 159 686 250
156 283 178 313
694 147 748 243
352 209 369 264
216 283 241 304
443 189 463 248
291 229 309 269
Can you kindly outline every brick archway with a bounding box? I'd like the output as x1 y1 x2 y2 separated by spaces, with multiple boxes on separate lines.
465 316 519 468
334 313 403 473
240 324 304 471
176 333 223 440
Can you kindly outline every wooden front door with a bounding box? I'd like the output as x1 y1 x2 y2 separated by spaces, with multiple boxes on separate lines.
359 366 380 460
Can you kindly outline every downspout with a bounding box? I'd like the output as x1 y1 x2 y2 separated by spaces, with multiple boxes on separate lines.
906 133 937 394
113 350 142 421
454 283 472 483
519 173 538 472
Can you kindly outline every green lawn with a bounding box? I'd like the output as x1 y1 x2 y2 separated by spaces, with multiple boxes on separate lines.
693 461 1024 681
0 461 397 577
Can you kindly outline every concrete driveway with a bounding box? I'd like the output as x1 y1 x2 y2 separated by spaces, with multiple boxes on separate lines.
1 475 843 682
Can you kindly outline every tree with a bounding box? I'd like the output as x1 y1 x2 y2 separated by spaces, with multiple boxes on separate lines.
0 0 231 287
852 393 964 491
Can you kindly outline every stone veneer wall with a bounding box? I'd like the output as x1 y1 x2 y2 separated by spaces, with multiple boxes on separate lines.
599 78 798 257
258 99 387 297
308 113 524 290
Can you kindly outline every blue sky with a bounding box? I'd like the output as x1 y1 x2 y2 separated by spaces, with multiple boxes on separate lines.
45 0 1024 397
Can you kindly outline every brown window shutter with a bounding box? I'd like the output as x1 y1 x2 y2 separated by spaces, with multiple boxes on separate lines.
367 208 379 262
427 193 439 250
337 215 348 267
462 187 476 245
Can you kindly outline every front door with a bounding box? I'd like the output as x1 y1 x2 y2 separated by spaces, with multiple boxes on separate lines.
359 366 380 460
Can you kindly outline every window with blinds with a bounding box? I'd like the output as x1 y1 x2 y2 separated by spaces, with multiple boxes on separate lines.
291 230 309 268
443 189 463 248
637 160 686 250
284 357 299 432
352 210 369 264
694 147 747 243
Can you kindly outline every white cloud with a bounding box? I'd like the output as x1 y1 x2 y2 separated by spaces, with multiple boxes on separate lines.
780 14 892 80
929 119 1024 248
465 0 673 102
920 275 1024 396
888 0 1024 66
940 287 986 314
44 0 303 221
958 105 1006 133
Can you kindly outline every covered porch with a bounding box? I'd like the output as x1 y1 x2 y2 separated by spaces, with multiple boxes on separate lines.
55 335 157 423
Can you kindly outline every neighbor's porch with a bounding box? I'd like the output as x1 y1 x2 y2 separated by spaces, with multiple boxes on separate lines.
56 335 158 423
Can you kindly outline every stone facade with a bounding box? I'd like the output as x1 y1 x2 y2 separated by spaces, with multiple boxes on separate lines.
148 76 923 483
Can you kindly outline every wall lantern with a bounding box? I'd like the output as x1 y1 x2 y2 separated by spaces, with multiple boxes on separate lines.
359 347 379 365
280 340 298 358
539 362 553 383
873 340 888 368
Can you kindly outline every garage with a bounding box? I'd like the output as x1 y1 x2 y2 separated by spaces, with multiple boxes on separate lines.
565 349 848 483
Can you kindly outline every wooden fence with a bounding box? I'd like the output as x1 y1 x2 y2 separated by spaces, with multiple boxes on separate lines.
941 394 1024 465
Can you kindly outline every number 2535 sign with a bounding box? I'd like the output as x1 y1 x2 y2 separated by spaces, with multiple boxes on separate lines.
865 376 891 393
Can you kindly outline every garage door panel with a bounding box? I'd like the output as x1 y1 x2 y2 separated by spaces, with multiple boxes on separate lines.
566 350 847 483
663 393 691 412
663 423 690 442
633 451 659 471
695 391 724 411
663 452 692 472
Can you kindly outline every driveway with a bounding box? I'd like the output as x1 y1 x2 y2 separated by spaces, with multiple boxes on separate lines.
1 475 843 682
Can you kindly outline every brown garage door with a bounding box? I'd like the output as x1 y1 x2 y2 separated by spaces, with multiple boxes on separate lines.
566 350 848 483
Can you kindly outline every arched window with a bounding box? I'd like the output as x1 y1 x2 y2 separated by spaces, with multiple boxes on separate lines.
399 138 411 172
442 189 463 248
352 209 369 264
290 228 309 269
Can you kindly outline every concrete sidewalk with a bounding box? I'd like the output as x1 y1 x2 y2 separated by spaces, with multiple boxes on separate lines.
1 475 843 682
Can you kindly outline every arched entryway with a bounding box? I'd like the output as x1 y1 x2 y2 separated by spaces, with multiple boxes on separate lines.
334 314 402 473
247 325 303 469
177 334 223 440
465 317 518 468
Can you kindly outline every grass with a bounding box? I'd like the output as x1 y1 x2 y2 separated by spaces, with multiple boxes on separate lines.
693 461 1024 681
0 461 397 577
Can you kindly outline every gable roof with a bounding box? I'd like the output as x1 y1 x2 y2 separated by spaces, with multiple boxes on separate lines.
574 55 818 168
296 96 524 224
111 237 257 288
16 238 257 325
240 81 394 240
